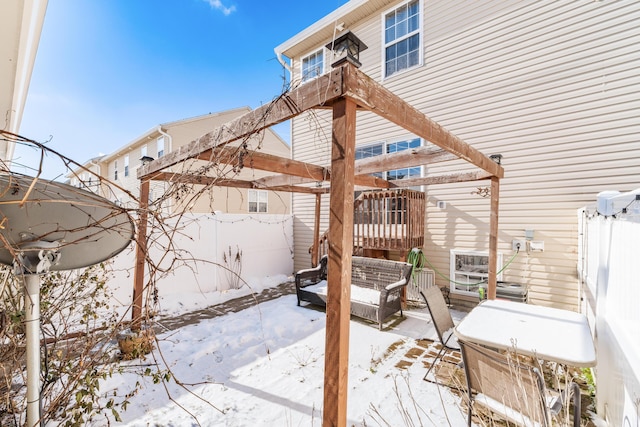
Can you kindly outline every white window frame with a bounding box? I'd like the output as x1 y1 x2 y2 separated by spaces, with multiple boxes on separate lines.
141 144 147 158
301 48 324 82
157 136 165 158
248 190 268 213
450 250 503 297
124 155 130 177
114 160 118 181
381 0 423 79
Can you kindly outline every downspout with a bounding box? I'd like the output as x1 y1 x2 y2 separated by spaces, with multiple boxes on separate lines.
89 159 101 174
157 126 172 212
157 126 172 155
274 48 292 80
89 158 102 197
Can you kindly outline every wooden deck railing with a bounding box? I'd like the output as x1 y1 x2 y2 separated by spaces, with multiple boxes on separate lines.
310 189 425 264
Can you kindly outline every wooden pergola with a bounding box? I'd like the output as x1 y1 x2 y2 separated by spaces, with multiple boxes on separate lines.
133 62 504 427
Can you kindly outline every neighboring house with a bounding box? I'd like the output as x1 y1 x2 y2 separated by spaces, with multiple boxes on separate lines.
275 0 640 311
0 0 48 162
69 155 106 196
69 108 292 215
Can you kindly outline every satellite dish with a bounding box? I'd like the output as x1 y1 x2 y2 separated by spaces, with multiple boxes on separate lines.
0 172 134 271
0 172 135 426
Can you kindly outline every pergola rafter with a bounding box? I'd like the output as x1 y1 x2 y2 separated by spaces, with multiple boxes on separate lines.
134 62 504 427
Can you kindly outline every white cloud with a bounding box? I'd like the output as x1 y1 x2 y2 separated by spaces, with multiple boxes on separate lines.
204 0 236 16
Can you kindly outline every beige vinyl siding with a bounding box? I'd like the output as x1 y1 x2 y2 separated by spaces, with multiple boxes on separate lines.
94 108 291 216
417 0 639 309
288 0 640 310
291 108 332 270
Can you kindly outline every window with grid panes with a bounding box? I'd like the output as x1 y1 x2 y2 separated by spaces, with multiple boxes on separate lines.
301 49 324 82
248 190 268 213
383 0 421 78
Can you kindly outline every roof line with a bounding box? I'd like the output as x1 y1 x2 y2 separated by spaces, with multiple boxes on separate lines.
274 0 369 59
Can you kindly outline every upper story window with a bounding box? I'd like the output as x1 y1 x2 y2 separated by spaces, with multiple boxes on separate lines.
157 136 165 158
383 0 421 78
248 190 268 213
141 144 147 158
355 137 422 181
301 49 324 82
124 155 130 177
114 160 118 181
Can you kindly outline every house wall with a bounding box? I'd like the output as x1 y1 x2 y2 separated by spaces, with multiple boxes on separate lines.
578 191 640 427
68 160 105 196
93 109 292 215
285 0 640 310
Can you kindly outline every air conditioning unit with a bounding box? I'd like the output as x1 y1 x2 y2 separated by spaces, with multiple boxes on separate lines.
407 268 435 302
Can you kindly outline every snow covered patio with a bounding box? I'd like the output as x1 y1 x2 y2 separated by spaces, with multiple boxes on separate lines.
96 279 470 426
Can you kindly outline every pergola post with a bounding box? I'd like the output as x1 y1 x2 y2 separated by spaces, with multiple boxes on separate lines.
132 179 150 332
312 193 321 267
323 97 356 427
487 176 500 300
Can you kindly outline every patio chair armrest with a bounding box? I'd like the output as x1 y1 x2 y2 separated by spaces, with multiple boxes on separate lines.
295 255 328 289
379 278 408 304
384 278 408 292
295 268 323 289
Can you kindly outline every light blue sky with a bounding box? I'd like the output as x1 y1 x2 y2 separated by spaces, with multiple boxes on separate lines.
15 0 347 180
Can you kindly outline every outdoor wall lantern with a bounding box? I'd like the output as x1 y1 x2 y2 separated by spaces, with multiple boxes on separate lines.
489 154 503 165
326 30 368 68
140 155 155 165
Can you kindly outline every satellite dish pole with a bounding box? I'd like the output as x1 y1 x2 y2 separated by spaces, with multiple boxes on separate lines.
13 243 61 427
0 173 135 427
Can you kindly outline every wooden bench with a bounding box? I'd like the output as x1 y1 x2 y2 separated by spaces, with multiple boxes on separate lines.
294 256 413 330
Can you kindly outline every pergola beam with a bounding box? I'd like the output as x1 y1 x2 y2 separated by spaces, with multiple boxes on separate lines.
354 146 457 175
138 64 503 182
391 170 493 187
341 65 504 179
196 145 390 189
255 146 455 188
149 172 324 194
138 68 347 179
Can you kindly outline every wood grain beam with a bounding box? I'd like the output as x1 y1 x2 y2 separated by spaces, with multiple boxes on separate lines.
342 65 504 178
132 179 149 332
254 174 316 188
253 147 452 189
323 97 356 427
138 68 346 179
149 172 322 194
389 171 492 187
195 145 390 189
488 176 500 300
354 146 456 175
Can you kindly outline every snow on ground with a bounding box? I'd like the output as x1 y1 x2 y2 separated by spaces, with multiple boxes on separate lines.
95 278 470 426
154 274 291 317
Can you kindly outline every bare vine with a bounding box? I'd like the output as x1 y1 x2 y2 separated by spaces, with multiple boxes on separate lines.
0 60 345 425
0 85 306 425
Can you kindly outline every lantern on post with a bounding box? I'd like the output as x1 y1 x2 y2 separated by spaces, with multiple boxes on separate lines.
489 154 503 165
326 30 368 68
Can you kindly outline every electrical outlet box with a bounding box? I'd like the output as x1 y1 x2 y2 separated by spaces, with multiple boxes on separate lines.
512 239 524 251
530 241 545 252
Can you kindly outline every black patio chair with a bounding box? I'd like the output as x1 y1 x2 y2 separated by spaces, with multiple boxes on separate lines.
420 286 460 386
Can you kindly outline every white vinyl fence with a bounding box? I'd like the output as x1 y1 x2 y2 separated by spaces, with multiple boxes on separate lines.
107 213 293 316
578 189 640 427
